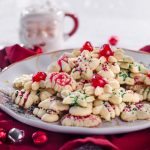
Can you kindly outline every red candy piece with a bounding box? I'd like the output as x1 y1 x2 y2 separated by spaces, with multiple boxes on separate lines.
80 41 93 52
57 55 68 68
32 131 48 145
108 36 118 46
99 44 114 60
91 74 107 88
0 128 7 142
32 72 47 82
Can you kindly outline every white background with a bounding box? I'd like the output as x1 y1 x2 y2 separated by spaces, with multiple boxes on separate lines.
0 0 150 50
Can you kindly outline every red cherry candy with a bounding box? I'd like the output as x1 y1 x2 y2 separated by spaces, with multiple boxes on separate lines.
108 36 118 46
32 131 48 145
99 44 114 59
92 74 107 88
80 41 93 52
32 72 47 82
0 128 7 142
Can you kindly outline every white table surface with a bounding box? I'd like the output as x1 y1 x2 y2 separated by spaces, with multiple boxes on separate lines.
0 0 150 50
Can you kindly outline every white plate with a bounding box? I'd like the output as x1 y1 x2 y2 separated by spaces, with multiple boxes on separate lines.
0 49 150 135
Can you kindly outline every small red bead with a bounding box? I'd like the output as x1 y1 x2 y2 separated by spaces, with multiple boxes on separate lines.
32 72 47 82
32 131 48 145
108 36 118 46
80 41 93 52
91 74 107 88
99 44 114 59
0 128 7 142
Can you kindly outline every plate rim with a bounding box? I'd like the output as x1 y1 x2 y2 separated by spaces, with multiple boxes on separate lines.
0 103 150 135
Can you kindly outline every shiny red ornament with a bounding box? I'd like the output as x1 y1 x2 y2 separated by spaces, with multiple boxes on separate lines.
108 36 118 46
0 128 7 142
80 41 93 52
32 131 48 145
32 72 47 82
91 74 107 88
99 44 114 59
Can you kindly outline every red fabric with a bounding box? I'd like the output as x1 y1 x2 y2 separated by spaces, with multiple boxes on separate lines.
0 44 150 150
0 44 42 69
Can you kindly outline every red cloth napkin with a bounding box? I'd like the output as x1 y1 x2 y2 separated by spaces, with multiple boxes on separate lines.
0 44 150 150
0 44 42 69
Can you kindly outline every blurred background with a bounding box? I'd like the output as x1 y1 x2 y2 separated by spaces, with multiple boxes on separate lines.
0 0 150 50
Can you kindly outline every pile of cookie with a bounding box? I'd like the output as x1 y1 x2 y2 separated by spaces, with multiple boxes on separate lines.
12 42 150 127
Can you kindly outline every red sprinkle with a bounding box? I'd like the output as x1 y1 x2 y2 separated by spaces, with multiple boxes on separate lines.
80 41 93 52
135 103 143 110
32 72 47 82
66 114 90 120
91 74 107 88
124 105 131 112
102 64 108 71
108 36 118 46
99 44 114 60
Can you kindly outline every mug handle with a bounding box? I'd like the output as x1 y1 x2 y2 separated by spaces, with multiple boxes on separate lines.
64 13 79 40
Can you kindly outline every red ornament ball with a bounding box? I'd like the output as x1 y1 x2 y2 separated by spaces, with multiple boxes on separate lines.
0 128 7 142
108 36 118 46
32 72 47 82
92 74 107 88
32 131 48 145
99 44 114 59
80 41 93 52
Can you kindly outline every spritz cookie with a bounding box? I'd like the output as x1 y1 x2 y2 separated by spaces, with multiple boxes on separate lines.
38 97 69 113
121 103 150 121
62 90 95 107
61 114 101 127
46 72 77 92
13 72 47 91
70 50 100 80
93 101 126 121
33 108 59 123
47 53 75 73
13 74 32 89
12 89 40 109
